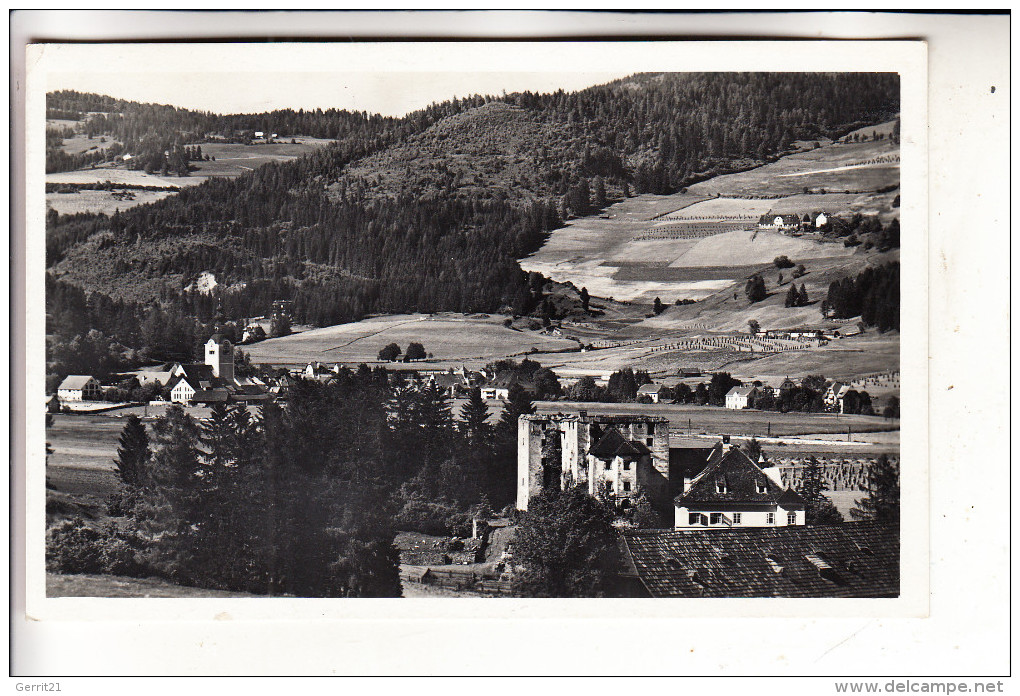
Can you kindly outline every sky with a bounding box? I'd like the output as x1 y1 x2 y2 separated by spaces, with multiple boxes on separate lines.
46 70 633 117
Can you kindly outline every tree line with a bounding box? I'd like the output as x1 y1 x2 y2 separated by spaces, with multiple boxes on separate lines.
824 262 900 331
46 367 543 596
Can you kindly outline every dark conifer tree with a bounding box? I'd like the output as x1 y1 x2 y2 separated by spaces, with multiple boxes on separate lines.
113 415 149 487
850 454 900 526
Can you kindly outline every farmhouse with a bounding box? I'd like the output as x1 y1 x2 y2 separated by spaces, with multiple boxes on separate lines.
618 522 898 597
760 377 797 397
482 372 537 401
724 385 758 410
673 440 805 529
167 375 199 404
757 213 800 231
57 375 102 402
637 383 670 403
824 382 850 410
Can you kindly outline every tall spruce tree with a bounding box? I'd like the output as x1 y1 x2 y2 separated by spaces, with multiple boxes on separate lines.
850 454 900 525
113 414 149 487
459 387 491 441
798 456 844 525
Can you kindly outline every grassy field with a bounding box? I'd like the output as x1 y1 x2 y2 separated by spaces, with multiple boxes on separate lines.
521 137 897 304
668 228 852 267
47 573 257 598
533 401 896 439
58 133 121 156
46 168 206 188
46 188 175 216
243 313 578 366
688 140 899 198
44 138 334 215
186 138 333 177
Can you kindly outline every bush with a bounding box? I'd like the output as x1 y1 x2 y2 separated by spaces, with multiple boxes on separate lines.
394 498 461 536
45 518 144 576
773 255 795 269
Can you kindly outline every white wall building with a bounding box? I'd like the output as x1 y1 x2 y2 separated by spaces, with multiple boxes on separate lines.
57 375 102 402
725 385 758 409
674 443 806 529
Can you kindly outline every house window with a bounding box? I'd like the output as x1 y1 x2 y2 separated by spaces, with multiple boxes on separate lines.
787 512 797 525
710 512 723 526
766 512 776 525
716 479 728 493
647 423 654 435
622 481 631 492
688 513 702 526
646 438 653 446
732 513 742 525
757 480 768 493
623 461 631 470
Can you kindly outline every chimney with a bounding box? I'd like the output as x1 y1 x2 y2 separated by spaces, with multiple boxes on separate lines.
721 435 733 453
578 409 587 420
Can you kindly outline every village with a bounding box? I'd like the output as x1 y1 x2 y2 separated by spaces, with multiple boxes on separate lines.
46 312 900 599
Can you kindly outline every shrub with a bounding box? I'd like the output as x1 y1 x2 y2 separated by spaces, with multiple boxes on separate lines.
45 518 144 576
773 255 795 269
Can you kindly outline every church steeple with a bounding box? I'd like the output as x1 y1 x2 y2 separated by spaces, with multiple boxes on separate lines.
205 334 234 383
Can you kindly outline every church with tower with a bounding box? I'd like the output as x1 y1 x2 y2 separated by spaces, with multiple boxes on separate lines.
165 333 269 405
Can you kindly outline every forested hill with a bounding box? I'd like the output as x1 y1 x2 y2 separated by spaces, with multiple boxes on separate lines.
338 72 900 203
47 72 899 342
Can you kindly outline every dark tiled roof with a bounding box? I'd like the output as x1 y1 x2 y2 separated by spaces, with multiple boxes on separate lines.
622 522 899 598
668 447 716 496
676 448 803 506
180 364 216 383
192 389 230 403
590 428 650 460
489 372 536 392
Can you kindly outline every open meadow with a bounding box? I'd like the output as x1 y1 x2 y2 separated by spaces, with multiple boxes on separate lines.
521 137 897 305
688 139 899 198
185 138 334 177
534 401 895 440
45 138 335 215
46 167 206 189
243 313 579 366
46 188 176 216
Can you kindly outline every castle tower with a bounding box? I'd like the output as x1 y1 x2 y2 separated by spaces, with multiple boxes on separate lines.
205 334 234 383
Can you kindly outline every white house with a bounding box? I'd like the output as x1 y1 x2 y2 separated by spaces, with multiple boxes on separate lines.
481 372 536 401
824 382 850 410
637 383 669 404
724 385 758 410
57 375 102 402
674 442 806 529
168 375 198 404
